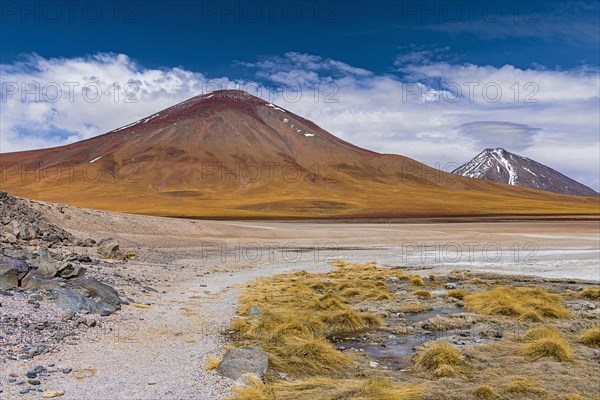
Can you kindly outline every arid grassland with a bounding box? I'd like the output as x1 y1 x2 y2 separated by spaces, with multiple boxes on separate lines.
207 262 600 400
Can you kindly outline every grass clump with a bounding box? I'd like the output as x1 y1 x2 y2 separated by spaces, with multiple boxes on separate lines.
561 395 584 400
203 355 221 371
578 326 600 347
503 377 548 396
414 341 463 377
474 384 499 398
232 376 421 400
413 290 432 299
581 287 600 300
522 326 573 362
410 276 425 286
447 289 466 300
465 286 569 320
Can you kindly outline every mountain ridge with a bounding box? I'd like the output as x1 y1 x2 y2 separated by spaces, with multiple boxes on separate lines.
1 90 598 218
453 148 598 197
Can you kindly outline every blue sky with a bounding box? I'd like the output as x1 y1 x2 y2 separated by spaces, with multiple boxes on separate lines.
1 0 599 189
2 1 598 73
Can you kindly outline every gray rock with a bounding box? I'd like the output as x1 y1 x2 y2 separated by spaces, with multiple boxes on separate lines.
0 255 29 288
27 379 40 385
66 277 121 311
3 232 17 244
56 262 85 279
58 366 71 374
217 346 269 381
18 226 38 240
51 287 112 315
36 259 59 278
97 238 120 258
247 305 262 316
21 273 62 291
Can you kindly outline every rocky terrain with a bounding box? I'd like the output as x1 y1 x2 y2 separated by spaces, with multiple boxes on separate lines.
0 191 144 397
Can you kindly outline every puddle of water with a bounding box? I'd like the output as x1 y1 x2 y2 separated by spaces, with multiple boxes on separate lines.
400 307 464 323
333 307 465 370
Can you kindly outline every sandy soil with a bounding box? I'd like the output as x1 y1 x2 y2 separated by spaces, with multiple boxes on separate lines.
1 200 598 399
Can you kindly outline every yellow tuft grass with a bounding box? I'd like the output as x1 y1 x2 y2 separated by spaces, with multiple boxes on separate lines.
464 286 569 320
503 377 548 396
581 287 600 300
578 326 600 347
474 384 499 399
413 290 433 299
203 355 221 371
522 326 573 362
414 341 463 377
232 375 421 400
523 325 563 342
447 289 466 300
562 395 584 400
410 276 425 286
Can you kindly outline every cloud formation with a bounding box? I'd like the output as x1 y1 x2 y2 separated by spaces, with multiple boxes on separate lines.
1 52 598 190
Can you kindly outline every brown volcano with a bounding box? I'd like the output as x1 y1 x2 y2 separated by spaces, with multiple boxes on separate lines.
1 90 598 218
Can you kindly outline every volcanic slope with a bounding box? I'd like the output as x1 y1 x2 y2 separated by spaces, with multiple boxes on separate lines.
1 90 598 218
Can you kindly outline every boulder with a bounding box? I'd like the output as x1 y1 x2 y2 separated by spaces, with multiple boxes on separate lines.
66 277 121 312
51 287 110 314
0 255 29 288
21 273 62 291
97 238 120 258
56 262 85 279
18 226 38 240
217 346 269 381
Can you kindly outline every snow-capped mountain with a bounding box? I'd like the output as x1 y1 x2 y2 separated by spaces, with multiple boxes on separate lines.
453 148 598 196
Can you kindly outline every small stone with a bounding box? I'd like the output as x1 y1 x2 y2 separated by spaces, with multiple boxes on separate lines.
26 370 37 379
247 305 262 316
147 381 157 385
369 361 379 368
8 378 16 383
19 388 30 394
58 366 72 374
28 379 41 385
34 365 47 374
42 390 65 398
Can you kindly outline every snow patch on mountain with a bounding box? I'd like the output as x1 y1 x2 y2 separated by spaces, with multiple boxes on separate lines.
453 148 598 196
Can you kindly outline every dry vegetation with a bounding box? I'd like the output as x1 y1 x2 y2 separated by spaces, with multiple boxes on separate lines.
578 327 600 348
522 326 573 361
464 286 570 321
232 376 420 400
414 341 464 377
219 262 600 400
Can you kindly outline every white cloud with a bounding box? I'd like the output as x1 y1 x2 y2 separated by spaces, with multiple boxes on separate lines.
1 52 598 191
